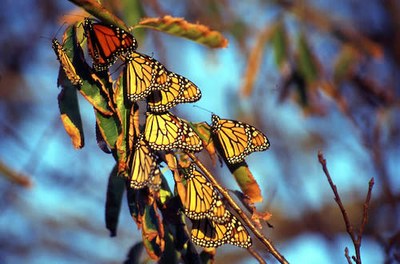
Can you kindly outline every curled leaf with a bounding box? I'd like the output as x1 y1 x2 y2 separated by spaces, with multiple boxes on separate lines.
136 15 228 49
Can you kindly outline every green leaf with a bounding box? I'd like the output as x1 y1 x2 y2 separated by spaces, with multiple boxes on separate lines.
68 0 130 31
135 16 228 49
113 73 131 175
297 31 319 84
57 82 84 149
272 21 288 70
105 165 126 237
95 110 120 151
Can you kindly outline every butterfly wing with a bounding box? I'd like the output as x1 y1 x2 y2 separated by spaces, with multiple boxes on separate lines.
211 114 250 163
248 126 270 151
52 38 83 86
83 18 137 71
211 114 270 163
183 165 217 219
190 218 231 248
226 215 252 248
125 52 169 101
144 112 202 152
147 73 202 113
129 136 157 189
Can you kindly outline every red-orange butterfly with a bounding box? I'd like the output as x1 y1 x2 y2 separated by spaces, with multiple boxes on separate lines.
83 18 137 71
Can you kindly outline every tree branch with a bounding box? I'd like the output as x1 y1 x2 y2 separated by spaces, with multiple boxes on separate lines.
318 151 374 264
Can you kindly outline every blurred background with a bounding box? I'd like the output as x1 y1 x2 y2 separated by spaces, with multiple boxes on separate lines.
0 0 399 263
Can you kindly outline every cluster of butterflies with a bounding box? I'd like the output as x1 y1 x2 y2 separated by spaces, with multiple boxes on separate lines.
52 17 270 249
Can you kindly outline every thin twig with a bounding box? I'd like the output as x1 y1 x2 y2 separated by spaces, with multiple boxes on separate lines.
247 246 267 264
344 247 352 264
318 151 374 264
188 153 289 264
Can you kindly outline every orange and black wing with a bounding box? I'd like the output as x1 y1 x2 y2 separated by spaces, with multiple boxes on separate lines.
182 164 230 223
147 73 201 113
182 164 217 219
129 135 157 189
83 18 137 71
226 214 252 248
190 218 231 248
124 52 169 101
144 112 203 152
211 114 270 163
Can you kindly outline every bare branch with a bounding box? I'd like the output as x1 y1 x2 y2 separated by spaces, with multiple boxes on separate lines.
318 151 374 264
247 247 267 264
344 247 352 264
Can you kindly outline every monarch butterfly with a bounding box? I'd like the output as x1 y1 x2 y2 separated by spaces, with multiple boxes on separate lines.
190 217 231 248
144 112 203 152
129 135 157 189
52 38 83 87
83 18 137 71
211 114 270 164
124 52 169 101
182 164 230 223
147 72 202 113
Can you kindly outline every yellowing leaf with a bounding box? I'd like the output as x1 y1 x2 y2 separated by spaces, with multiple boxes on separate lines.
60 114 84 149
58 86 84 149
232 165 263 203
135 15 228 48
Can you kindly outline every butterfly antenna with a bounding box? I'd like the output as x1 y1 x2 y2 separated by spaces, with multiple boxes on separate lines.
39 22 68 42
193 105 214 114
